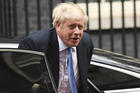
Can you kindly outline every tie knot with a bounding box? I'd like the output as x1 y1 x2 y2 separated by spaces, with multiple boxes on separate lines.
68 48 72 54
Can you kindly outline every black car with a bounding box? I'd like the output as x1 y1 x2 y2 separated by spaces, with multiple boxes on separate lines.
1 47 140 93
88 48 140 93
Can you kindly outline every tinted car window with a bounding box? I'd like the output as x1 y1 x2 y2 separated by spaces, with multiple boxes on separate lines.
88 65 140 91
0 49 56 93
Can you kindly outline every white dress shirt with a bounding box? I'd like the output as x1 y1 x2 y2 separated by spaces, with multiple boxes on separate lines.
57 35 79 93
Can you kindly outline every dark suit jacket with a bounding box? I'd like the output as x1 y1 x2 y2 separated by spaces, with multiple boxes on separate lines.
18 27 93 93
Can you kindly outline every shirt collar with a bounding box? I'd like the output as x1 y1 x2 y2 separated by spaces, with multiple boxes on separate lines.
57 35 68 51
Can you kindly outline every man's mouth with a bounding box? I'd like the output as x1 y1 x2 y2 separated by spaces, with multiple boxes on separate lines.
73 38 79 40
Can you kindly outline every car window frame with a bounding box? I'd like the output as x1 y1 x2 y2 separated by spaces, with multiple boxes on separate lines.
89 61 140 93
90 61 140 79
0 48 58 93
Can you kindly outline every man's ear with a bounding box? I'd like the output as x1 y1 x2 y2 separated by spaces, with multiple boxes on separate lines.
55 21 61 28
55 21 61 32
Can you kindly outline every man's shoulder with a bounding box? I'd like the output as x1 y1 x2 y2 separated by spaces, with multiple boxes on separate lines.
25 27 55 42
82 32 92 41
80 32 93 47
18 27 56 51
28 27 55 38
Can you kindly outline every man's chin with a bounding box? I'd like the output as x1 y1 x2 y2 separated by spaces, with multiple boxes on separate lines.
66 40 80 47
71 42 79 47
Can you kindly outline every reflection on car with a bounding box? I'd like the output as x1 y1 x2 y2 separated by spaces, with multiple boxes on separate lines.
88 48 140 93
0 49 57 93
0 43 18 48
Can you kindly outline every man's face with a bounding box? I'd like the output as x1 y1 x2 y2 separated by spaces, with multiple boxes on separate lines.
56 19 85 47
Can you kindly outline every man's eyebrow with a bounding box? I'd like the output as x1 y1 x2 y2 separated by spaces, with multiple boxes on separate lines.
69 23 83 26
69 24 76 27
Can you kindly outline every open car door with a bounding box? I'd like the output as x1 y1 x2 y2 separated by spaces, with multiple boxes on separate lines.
0 49 57 93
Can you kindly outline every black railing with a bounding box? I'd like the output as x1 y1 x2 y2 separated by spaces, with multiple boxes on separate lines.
0 0 18 37
110 0 114 52
13 0 17 36
0 0 139 58
37 0 41 30
133 0 138 58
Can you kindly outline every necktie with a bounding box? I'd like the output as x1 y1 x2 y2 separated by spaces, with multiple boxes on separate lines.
67 48 77 93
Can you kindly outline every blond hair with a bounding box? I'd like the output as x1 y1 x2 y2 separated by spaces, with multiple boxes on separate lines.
52 2 88 27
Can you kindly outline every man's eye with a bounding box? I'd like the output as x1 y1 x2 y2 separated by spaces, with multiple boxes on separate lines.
78 25 84 30
69 25 76 29
69 25 84 30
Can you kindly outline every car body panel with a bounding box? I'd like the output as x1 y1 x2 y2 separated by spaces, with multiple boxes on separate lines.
88 48 140 93
104 88 140 93
0 43 18 48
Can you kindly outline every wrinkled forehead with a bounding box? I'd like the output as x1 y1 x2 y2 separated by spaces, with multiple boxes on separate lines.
63 17 85 25
61 11 86 25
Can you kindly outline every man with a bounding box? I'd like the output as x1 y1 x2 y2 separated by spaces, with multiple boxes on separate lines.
19 2 93 93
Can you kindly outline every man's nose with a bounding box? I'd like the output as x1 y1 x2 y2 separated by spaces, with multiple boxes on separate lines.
74 26 80 34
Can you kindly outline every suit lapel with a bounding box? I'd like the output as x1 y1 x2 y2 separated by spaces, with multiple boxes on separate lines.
47 29 59 86
76 40 89 93
77 42 87 78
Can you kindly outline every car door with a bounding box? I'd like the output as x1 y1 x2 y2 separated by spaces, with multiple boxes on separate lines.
0 49 57 93
88 61 140 93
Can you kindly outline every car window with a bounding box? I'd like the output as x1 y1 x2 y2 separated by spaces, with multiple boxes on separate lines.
0 49 57 93
88 64 140 91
